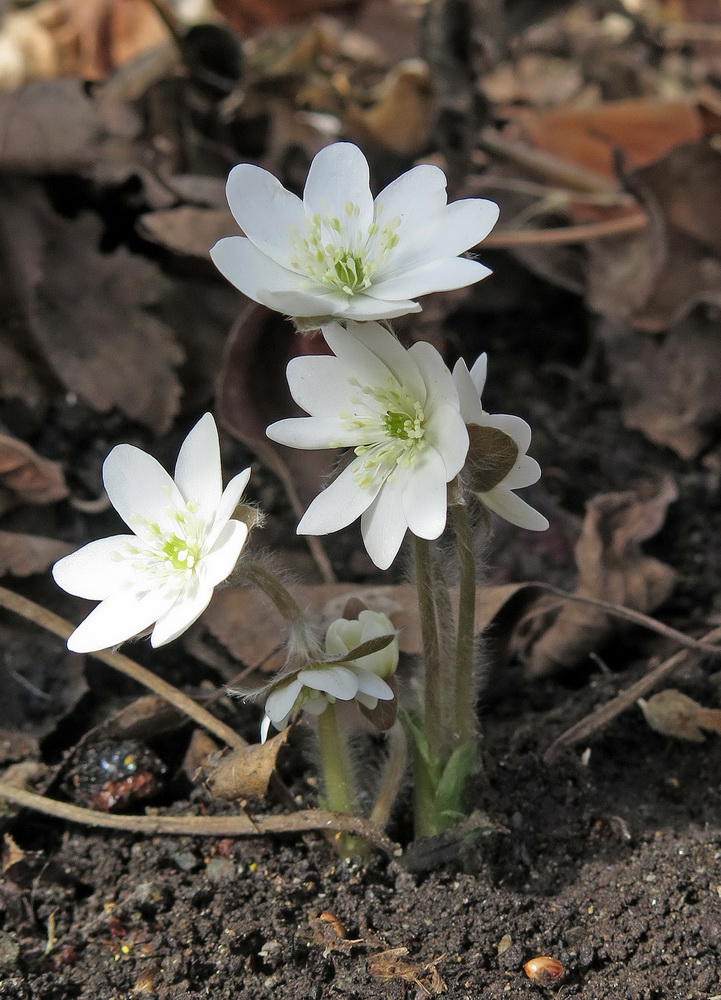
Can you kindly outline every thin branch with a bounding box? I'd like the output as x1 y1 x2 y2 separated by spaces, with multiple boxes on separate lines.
481 211 647 248
543 624 721 763
0 782 399 857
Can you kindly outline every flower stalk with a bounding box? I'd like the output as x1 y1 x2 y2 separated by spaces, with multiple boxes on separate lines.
451 500 477 749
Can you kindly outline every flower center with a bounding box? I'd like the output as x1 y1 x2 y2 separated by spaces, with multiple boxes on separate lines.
339 378 428 489
114 500 208 590
287 203 400 298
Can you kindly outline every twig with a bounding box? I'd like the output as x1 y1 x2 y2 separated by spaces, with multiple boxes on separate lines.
526 583 721 659
481 211 647 248
543 625 721 763
0 783 399 857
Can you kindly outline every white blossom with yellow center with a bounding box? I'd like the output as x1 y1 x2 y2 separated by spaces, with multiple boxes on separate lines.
266 321 469 569
53 414 251 653
210 142 499 323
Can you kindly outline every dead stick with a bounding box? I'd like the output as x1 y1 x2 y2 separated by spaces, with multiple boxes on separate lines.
543 624 721 763
481 211 647 248
0 783 398 857
526 583 721 659
0 586 297 810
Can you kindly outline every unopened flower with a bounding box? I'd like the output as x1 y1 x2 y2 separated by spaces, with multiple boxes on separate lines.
266 320 469 569
210 142 499 324
453 355 549 531
260 613 398 742
53 414 251 652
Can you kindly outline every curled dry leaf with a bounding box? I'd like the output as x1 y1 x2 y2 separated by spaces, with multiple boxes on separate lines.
0 435 67 515
0 184 184 433
638 688 721 743
342 59 433 157
205 729 290 801
599 309 721 460
524 478 678 678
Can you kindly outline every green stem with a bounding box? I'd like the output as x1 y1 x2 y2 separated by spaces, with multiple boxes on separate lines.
451 502 477 747
429 546 456 741
414 537 449 764
316 704 366 858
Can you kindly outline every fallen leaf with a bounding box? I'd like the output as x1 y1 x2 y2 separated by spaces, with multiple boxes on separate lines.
0 531 72 577
343 59 433 157
637 688 721 742
137 206 236 260
521 100 703 181
0 434 67 514
205 729 290 800
211 0 356 35
182 729 221 782
598 309 721 460
524 478 678 678
0 184 184 433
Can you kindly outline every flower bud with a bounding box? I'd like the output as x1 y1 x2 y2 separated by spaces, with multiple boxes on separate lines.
325 609 399 679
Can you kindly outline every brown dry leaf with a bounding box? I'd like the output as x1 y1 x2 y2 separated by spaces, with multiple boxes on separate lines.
0 185 184 433
205 729 290 800
521 100 703 181
182 729 221 782
637 688 721 742
367 947 446 995
212 0 356 35
137 206 236 260
599 309 721 460
0 531 72 577
201 582 534 674
343 59 433 157
216 303 336 514
525 478 678 678
0 434 67 515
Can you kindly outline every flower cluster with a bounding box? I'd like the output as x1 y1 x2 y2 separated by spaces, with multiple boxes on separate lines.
260 610 399 741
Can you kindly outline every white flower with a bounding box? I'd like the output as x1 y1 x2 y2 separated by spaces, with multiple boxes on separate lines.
260 612 398 742
210 142 499 324
325 609 399 680
266 320 469 570
53 414 251 653
453 355 549 531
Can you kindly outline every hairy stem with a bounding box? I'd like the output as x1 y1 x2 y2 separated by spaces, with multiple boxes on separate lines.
240 560 320 656
370 720 407 830
451 503 477 747
316 704 367 858
414 537 449 764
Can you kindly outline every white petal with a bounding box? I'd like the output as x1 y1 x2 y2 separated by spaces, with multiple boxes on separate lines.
213 468 252 532
481 413 532 455
52 535 136 600
356 693 378 710
260 714 273 743
430 198 499 257
325 618 361 656
103 445 182 534
298 664 359 700
266 415 364 450
334 321 427 404
453 358 484 425
425 400 469 480
66 588 174 653
360 473 408 570
479 487 549 531
319 322 403 394
303 694 330 716
303 143 374 233
353 669 394 700
370 256 491 300
201 520 248 586
255 286 351 319
469 353 488 398
297 461 381 534
174 413 222 520
338 295 423 321
502 455 542 490
401 449 449 539
224 163 305 268
285 355 361 418
265 677 304 723
150 585 214 647
374 164 449 250
210 236 314 306
408 341 460 412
